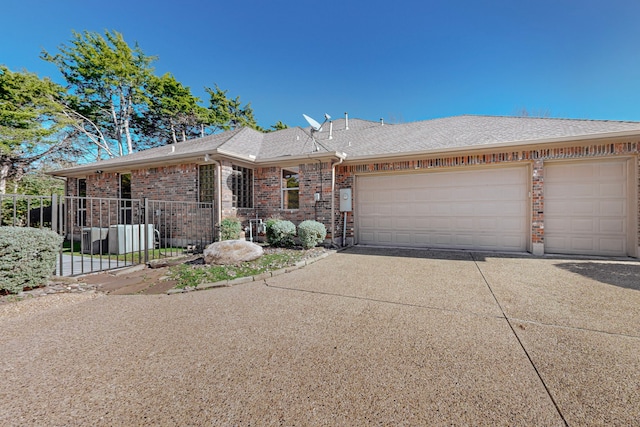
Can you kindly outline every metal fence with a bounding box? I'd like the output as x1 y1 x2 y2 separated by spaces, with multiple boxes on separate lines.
1 194 215 276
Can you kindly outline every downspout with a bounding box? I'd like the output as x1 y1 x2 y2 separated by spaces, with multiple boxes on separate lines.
331 156 344 248
212 159 222 241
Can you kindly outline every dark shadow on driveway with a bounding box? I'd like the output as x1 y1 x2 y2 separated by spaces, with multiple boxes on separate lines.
341 245 542 262
555 262 640 291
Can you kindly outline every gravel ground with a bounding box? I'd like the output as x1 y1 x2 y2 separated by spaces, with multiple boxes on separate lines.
1 247 638 426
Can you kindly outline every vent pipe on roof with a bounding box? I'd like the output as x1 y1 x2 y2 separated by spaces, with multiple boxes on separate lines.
380 118 384 126
329 121 333 139
345 112 349 130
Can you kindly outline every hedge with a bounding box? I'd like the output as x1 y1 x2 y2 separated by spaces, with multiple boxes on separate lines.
0 226 62 294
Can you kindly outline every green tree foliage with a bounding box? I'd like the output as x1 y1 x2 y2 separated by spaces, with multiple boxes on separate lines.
204 84 259 132
42 30 156 158
137 73 206 146
42 30 280 158
267 120 288 132
0 66 73 193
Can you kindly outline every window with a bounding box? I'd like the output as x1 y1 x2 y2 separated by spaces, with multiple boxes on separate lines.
77 178 87 226
282 168 299 210
120 173 132 224
199 164 216 203
231 165 253 208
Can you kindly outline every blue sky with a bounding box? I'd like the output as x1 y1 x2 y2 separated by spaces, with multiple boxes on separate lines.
2 0 640 128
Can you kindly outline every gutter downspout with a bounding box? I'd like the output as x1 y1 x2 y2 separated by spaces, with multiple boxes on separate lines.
331 156 344 247
212 159 222 241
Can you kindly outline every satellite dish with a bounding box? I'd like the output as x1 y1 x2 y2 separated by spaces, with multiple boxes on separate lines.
303 114 322 131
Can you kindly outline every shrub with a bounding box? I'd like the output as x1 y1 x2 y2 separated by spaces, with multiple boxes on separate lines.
219 217 243 241
265 218 278 243
266 219 296 247
297 220 327 249
0 226 63 294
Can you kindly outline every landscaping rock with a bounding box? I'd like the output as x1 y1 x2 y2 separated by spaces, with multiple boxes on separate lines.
203 240 264 265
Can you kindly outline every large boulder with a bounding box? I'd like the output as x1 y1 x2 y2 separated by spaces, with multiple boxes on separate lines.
204 240 264 265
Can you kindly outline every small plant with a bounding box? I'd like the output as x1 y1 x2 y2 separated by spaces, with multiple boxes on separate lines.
219 217 243 241
265 219 296 247
297 220 327 249
168 250 309 289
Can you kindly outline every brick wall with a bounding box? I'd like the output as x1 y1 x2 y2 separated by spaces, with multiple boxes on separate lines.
132 164 198 202
253 162 333 235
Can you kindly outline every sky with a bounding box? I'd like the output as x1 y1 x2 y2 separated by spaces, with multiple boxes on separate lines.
2 0 640 129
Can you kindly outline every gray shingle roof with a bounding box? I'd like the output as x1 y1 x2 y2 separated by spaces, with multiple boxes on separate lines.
316 115 640 158
52 115 640 175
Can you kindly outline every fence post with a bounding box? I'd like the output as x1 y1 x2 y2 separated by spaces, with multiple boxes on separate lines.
51 194 58 233
211 201 216 243
143 197 149 264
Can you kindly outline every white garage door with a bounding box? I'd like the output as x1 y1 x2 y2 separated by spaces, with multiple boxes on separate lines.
545 160 628 256
357 167 528 251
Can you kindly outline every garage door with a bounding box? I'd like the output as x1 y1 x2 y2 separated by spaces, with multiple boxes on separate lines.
545 160 628 256
357 167 528 251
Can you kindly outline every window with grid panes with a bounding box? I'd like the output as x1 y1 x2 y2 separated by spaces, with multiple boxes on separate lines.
199 164 216 203
231 165 253 208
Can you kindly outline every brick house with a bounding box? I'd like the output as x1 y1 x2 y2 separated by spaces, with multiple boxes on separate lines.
50 114 640 258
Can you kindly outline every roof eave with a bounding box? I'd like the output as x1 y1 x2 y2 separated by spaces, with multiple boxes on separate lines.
255 151 347 167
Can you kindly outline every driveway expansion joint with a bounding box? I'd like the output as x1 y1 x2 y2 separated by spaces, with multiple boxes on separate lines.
470 252 570 427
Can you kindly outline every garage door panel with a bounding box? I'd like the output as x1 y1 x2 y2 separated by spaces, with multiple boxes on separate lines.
357 167 528 251
600 200 625 216
452 203 475 216
599 238 624 253
455 218 474 230
478 218 499 230
378 217 393 228
599 219 624 233
600 183 625 197
545 160 628 256
377 232 393 243
501 218 525 232
396 218 413 229
600 162 625 177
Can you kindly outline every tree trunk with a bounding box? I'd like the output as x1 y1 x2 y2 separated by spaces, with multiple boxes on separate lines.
0 162 10 195
171 123 177 144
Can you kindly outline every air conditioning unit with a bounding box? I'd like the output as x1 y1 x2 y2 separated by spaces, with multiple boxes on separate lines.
108 224 155 254
81 227 109 254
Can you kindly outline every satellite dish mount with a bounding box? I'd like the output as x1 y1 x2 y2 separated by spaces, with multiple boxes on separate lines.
302 113 331 152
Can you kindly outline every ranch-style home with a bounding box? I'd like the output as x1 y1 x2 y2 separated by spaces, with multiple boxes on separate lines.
50 114 640 258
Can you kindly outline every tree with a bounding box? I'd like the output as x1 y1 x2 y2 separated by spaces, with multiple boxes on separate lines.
0 66 74 194
137 73 205 146
204 84 259 132
42 30 156 158
269 121 288 131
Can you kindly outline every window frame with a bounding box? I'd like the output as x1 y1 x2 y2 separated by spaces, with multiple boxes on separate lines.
281 167 300 210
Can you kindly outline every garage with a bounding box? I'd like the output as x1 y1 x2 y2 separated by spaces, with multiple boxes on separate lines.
356 167 529 251
544 159 629 256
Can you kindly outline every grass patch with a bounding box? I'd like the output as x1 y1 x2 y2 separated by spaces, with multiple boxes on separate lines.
168 249 311 289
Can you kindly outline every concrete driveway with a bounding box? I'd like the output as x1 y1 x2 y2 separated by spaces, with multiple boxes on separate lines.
1 246 639 426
